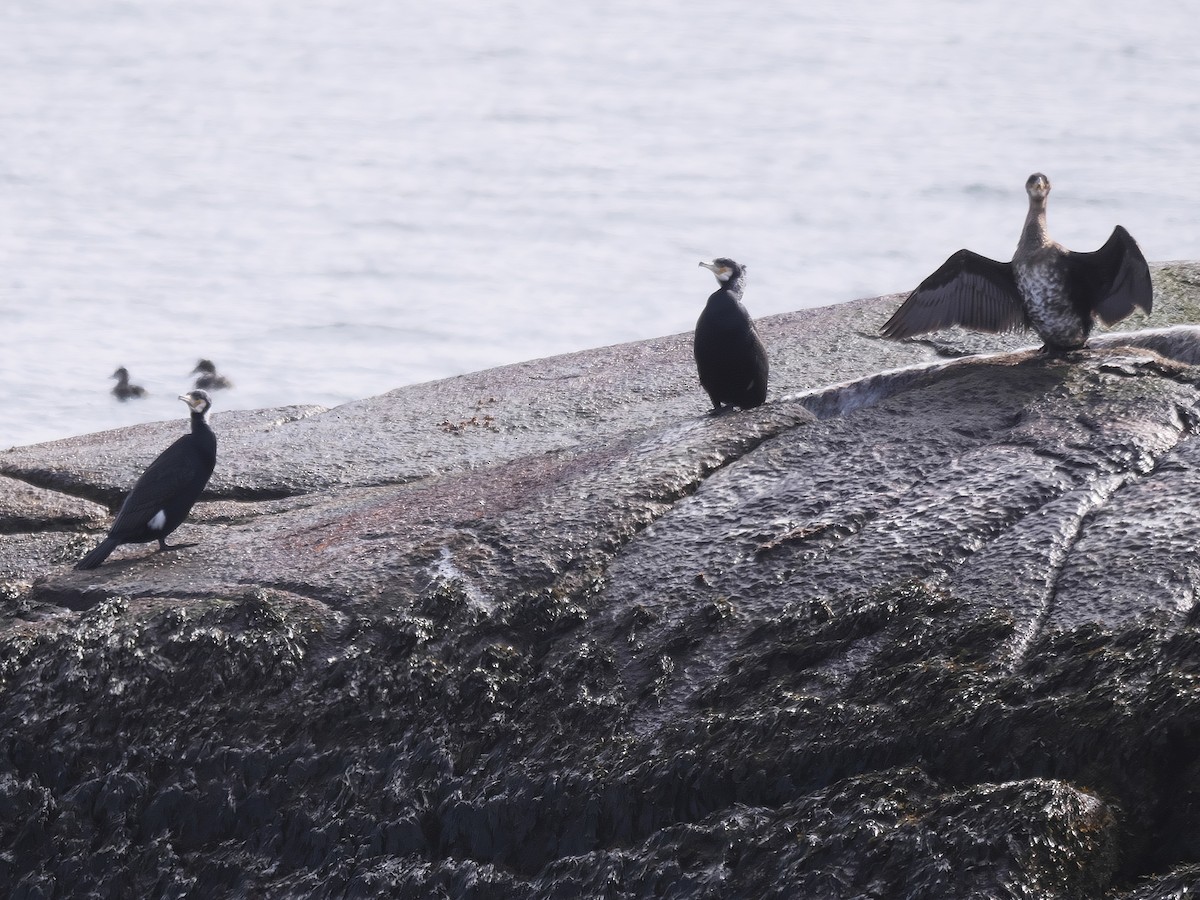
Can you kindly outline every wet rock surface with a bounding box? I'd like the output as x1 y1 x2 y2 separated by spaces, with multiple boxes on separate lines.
3 262 1200 897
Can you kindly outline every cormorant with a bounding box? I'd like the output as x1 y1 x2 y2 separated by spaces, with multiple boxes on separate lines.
192 359 233 391
111 367 147 401
75 390 217 570
694 258 769 410
881 173 1153 351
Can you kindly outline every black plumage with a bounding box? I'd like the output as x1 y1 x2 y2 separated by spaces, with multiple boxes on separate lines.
192 358 233 391
111 367 147 401
75 390 217 570
881 173 1153 351
694 258 769 411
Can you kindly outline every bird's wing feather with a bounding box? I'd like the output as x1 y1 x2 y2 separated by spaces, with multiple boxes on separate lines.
730 321 769 382
881 250 1026 339
111 437 209 529
694 301 754 366
1068 226 1153 325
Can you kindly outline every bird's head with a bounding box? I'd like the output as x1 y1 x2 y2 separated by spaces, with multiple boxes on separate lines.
192 359 216 375
1025 172 1051 202
179 390 212 415
698 258 746 284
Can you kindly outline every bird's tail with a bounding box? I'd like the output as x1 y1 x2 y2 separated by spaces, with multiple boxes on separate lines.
75 537 119 571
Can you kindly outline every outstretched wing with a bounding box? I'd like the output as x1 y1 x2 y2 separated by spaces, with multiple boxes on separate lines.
1068 225 1153 325
881 249 1026 340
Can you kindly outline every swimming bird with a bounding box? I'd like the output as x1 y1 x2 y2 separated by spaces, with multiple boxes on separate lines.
111 367 147 401
881 173 1153 351
694 258 769 410
75 390 217 570
191 359 233 391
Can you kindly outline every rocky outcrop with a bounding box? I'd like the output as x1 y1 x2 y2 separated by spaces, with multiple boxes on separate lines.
2 263 1200 898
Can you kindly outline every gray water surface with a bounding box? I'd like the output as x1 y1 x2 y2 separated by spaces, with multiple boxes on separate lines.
1 0 1197 447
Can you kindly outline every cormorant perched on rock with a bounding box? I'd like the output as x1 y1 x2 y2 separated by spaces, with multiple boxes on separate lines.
694 258 769 411
192 359 233 391
111 367 147 401
75 390 217 570
881 173 1153 351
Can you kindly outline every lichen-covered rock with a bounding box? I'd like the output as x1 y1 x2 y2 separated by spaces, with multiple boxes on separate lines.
2 263 1200 898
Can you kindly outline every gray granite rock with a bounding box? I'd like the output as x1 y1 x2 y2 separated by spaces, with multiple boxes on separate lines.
2 262 1200 898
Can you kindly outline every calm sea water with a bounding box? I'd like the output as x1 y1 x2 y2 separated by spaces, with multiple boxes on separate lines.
2 0 1197 448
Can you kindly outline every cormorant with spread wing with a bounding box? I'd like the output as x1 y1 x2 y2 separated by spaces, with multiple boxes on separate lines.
881 173 1152 351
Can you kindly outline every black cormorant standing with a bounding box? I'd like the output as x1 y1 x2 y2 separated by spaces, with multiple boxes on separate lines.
192 359 233 391
694 258 769 410
75 390 217 570
881 173 1152 351
111 367 147 401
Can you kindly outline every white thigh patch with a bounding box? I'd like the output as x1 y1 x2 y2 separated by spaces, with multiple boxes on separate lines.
148 510 167 530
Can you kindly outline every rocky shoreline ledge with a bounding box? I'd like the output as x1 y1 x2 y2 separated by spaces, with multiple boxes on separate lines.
3 262 1200 897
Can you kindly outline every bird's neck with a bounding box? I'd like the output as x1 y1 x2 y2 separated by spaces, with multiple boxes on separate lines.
1017 196 1051 254
191 410 211 432
716 278 745 302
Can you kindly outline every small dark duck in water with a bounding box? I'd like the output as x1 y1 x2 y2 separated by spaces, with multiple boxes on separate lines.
881 173 1152 351
75 390 217 570
111 367 147 401
192 358 233 391
694 258 769 411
